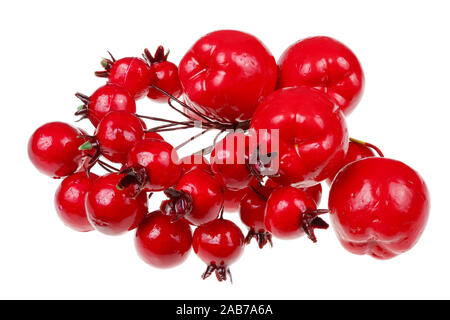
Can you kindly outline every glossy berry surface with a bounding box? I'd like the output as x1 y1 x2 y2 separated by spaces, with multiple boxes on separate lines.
125 139 181 192
143 131 164 141
161 168 223 226
278 36 364 115
78 84 136 127
107 57 152 99
28 122 86 178
179 29 277 123
328 157 430 259
211 132 253 190
95 111 144 164
135 211 192 268
250 86 349 187
239 184 273 248
54 172 98 232
193 219 244 281
326 140 378 185
223 186 249 212
265 186 329 242
86 172 148 235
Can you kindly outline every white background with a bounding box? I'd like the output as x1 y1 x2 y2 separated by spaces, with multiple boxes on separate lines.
1 0 449 299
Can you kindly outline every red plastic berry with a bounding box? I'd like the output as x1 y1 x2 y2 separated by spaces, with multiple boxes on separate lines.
135 211 192 268
179 30 277 123
144 46 182 103
239 185 273 248
326 139 383 185
54 172 98 232
193 219 244 282
80 111 144 165
96 55 152 99
28 122 86 178
161 168 223 226
75 84 136 127
223 186 249 212
250 86 349 187
328 157 430 259
85 172 148 235
211 132 253 190
123 139 182 192
265 186 329 242
278 36 364 115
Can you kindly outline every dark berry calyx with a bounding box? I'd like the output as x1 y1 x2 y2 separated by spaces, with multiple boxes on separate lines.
202 264 232 283
116 166 149 195
143 46 169 64
245 228 273 249
74 92 90 120
160 188 193 222
95 51 116 78
300 209 329 243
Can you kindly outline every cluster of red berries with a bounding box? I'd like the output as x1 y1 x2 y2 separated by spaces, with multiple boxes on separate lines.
28 30 430 282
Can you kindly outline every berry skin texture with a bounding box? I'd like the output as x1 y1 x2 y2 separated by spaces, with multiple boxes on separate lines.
328 157 430 259
95 111 144 164
278 36 364 115
28 122 86 178
107 57 153 99
77 84 136 127
223 186 250 212
211 132 253 191
147 62 182 102
161 168 224 226
265 186 329 242
125 139 181 192
250 86 349 188
86 172 148 235
143 131 164 141
54 172 98 232
179 29 277 123
239 185 273 248
326 140 378 185
135 211 192 269
193 219 244 282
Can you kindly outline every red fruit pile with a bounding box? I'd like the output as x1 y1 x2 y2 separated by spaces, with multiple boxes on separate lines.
29 30 430 282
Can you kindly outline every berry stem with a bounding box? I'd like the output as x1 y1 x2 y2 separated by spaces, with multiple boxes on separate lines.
350 137 384 157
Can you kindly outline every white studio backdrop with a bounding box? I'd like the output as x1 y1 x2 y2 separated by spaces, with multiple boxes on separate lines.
0 0 449 299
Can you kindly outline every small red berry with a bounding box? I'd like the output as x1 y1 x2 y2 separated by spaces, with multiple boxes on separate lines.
144 46 182 103
54 172 98 232
28 122 86 178
223 186 249 212
135 211 192 268
211 132 253 190
265 186 329 242
328 157 430 259
278 36 364 115
326 139 383 185
123 139 182 192
92 111 144 164
161 168 223 226
75 84 136 127
193 219 244 282
239 185 273 248
96 55 152 99
79 111 144 166
85 172 148 235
